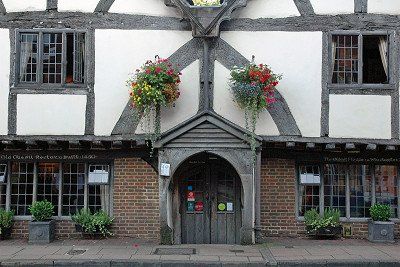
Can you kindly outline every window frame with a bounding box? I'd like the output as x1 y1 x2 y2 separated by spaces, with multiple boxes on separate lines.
14 29 89 90
2 161 113 221
296 163 400 223
327 30 396 90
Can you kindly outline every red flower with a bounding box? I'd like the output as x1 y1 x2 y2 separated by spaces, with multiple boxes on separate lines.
155 67 162 74
272 81 279 86
145 69 151 74
266 97 275 104
137 89 142 95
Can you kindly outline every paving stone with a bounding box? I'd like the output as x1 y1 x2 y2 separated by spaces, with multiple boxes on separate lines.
41 254 74 260
130 254 161 260
247 256 265 262
270 247 310 257
219 256 249 262
189 255 220 262
160 255 191 261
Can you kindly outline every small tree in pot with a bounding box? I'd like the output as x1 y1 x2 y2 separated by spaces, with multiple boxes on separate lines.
0 209 14 240
368 204 394 242
28 200 55 244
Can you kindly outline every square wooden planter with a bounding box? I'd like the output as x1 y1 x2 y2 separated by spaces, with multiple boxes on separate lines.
368 221 394 243
28 220 55 244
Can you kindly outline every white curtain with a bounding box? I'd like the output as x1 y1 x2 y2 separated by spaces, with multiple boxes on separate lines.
378 37 388 78
331 39 337 78
100 185 109 213
19 42 32 82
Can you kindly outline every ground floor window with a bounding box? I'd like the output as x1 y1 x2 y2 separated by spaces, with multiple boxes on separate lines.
2 162 111 217
298 164 399 219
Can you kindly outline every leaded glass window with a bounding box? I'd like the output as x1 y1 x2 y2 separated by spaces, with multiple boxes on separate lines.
37 163 60 215
375 165 398 218
19 33 38 83
324 164 346 217
62 163 85 216
10 163 34 216
349 165 372 218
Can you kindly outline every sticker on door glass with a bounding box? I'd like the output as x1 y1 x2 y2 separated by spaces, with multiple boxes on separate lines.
195 201 204 212
227 202 233 211
187 185 193 191
218 203 226 211
187 191 195 202
187 201 195 212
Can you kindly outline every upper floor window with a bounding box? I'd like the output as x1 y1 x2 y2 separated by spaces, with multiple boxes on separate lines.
331 33 389 85
17 30 86 86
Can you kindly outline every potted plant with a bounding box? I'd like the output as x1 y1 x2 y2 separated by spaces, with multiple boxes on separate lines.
230 60 281 161
72 209 114 238
368 204 394 242
28 200 55 244
305 208 342 238
128 57 182 152
0 209 14 240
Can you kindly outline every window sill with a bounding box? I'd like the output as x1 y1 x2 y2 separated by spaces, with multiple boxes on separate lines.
297 217 399 223
328 83 396 91
14 216 72 221
10 87 91 95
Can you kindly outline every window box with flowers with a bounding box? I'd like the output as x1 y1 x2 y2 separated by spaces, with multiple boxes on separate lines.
127 57 181 149
229 61 281 161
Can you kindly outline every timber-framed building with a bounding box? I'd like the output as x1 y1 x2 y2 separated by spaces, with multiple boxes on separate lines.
0 0 400 244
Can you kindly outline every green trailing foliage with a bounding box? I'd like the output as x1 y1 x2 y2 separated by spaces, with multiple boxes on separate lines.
28 200 54 222
304 208 340 232
370 204 391 222
0 209 14 235
72 209 114 237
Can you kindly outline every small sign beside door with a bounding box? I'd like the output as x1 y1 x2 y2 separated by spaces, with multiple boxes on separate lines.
160 163 171 176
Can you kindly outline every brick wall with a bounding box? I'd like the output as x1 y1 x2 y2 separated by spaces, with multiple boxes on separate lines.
10 157 160 242
259 158 304 239
112 157 160 241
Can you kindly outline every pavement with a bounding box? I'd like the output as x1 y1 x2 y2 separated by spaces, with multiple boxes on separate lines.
1 237 400 266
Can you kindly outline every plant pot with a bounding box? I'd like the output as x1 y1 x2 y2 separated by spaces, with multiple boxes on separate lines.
306 225 343 238
28 220 55 244
0 227 12 240
368 220 394 243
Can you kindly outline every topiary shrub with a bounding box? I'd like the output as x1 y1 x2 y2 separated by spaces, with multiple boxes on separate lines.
370 204 391 222
28 200 54 221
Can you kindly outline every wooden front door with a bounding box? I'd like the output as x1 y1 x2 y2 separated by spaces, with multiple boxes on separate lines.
179 154 242 244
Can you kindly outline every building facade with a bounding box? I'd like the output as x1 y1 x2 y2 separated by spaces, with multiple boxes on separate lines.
0 0 400 244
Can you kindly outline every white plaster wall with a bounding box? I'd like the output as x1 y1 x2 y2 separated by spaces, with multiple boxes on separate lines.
234 0 300 19
109 0 180 17
221 31 322 137
2 0 46 12
329 95 391 139
368 0 400 15
94 30 192 136
17 95 87 135
0 29 9 135
310 0 354 15
58 0 98 12
214 61 279 135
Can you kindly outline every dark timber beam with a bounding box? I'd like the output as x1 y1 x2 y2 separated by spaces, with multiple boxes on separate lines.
46 0 58 11
293 0 315 16
354 0 368 13
95 0 115 13
0 0 6 14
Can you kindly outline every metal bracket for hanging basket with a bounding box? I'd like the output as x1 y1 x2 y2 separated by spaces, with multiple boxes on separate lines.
165 0 248 37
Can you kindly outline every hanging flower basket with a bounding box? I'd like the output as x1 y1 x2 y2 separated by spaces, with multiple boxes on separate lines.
127 57 182 150
229 60 281 162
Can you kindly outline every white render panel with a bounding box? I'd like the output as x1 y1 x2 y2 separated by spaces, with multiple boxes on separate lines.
109 0 180 17
58 0 98 12
214 61 279 135
2 0 46 12
235 0 300 18
310 0 354 15
368 0 400 15
0 29 9 135
135 61 200 134
330 95 391 139
94 30 192 136
17 95 87 135
221 31 322 137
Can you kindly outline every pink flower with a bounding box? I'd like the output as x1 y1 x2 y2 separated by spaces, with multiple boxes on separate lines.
155 67 162 74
